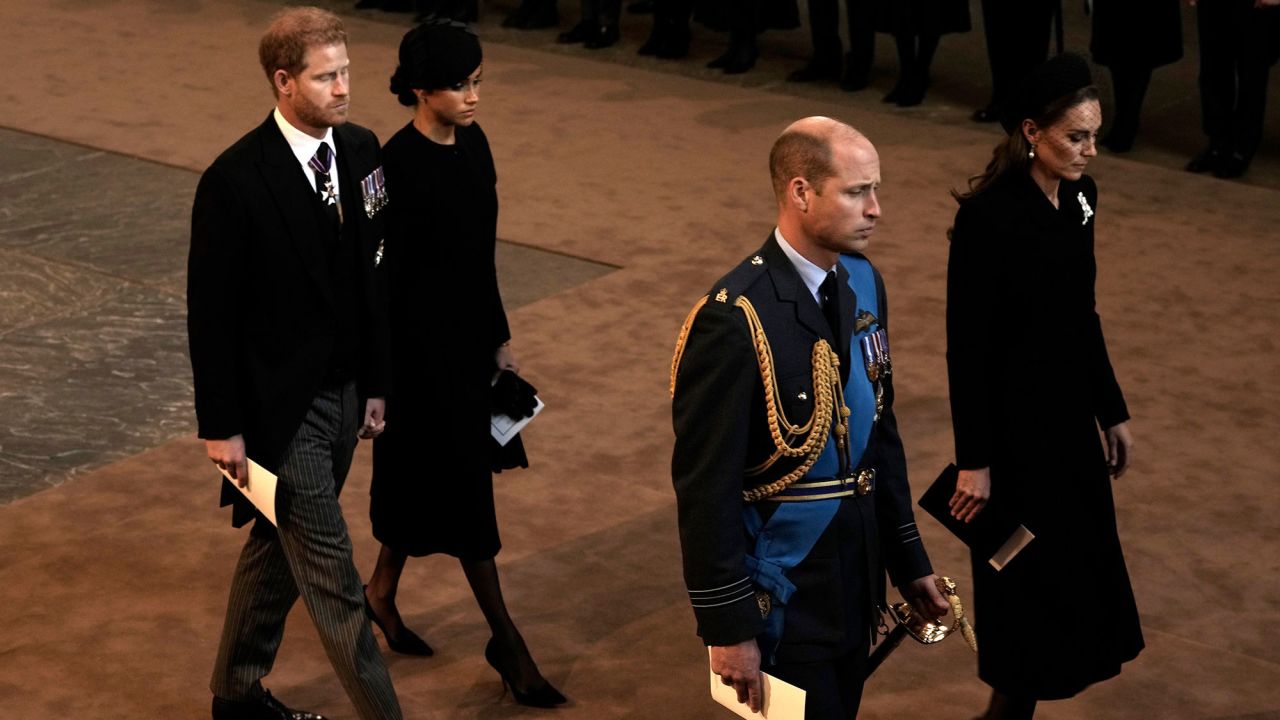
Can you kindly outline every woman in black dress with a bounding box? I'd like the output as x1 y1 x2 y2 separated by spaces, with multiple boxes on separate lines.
367 22 566 708
945 53 1143 720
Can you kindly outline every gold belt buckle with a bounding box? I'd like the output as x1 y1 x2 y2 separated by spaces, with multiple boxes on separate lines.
855 468 875 496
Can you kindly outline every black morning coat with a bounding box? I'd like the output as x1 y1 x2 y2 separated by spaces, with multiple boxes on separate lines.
671 234 933 661
188 114 390 527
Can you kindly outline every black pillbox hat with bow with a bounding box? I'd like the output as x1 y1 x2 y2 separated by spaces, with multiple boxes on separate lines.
1000 52 1094 134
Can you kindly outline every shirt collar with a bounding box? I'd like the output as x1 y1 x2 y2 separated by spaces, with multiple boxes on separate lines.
273 107 336 171
774 228 834 304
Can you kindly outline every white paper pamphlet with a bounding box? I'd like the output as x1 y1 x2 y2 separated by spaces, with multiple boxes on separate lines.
709 651 806 720
219 457 278 526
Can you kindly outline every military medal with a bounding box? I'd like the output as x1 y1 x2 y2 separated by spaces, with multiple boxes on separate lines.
859 328 891 382
859 327 892 420
361 166 388 219
320 178 338 206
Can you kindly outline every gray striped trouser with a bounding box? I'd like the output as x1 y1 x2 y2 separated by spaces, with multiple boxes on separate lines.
210 383 402 720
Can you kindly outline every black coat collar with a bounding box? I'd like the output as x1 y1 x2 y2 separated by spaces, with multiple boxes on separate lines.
759 234 855 383
253 113 353 308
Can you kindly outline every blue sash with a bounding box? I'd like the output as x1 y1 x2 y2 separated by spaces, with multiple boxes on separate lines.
744 255 882 662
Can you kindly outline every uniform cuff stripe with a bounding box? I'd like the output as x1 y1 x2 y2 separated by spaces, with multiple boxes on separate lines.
690 588 756 608
688 577 751 597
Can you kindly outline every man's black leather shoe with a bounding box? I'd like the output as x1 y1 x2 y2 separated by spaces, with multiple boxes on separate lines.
584 24 621 49
212 691 328 720
557 21 591 43
1212 151 1251 179
1185 147 1223 174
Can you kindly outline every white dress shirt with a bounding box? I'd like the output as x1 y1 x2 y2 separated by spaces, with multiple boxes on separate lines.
273 107 340 199
774 227 835 305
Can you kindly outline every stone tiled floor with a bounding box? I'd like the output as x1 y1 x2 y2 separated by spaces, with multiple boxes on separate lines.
0 128 614 503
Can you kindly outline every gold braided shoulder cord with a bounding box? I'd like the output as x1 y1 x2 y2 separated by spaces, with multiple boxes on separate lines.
735 297 850 502
670 295 710 398
668 294 851 502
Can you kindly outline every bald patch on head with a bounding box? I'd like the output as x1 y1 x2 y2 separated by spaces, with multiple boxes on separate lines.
769 117 868 201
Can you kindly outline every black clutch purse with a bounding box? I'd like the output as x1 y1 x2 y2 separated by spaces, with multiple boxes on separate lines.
918 464 1033 570
489 370 536 473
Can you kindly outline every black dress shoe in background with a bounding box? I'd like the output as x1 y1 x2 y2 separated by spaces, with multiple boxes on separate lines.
708 46 757 74
557 21 591 43
893 72 928 107
721 51 758 74
584 24 620 49
212 690 328 720
1185 146 1223 173
1212 151 1251 179
788 57 841 82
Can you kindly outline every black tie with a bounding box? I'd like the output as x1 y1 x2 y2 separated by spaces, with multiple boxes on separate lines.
309 143 340 228
819 270 840 340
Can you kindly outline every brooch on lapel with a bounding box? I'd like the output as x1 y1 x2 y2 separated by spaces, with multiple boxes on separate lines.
1077 191 1093 226
361 166 388 219
374 238 385 267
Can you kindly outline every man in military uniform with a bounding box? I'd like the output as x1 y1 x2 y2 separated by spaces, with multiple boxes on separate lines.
670 117 949 719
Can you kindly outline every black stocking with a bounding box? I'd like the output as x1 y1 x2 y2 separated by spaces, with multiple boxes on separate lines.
462 557 547 692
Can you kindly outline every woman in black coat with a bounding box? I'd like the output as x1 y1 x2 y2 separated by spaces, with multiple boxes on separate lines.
1090 0 1183 152
367 22 566 709
945 53 1143 720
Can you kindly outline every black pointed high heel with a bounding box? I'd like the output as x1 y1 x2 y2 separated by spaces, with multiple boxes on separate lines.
363 585 434 656
484 636 567 708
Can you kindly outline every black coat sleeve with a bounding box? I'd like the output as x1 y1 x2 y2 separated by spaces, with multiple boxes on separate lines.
466 124 511 349
946 201 999 470
870 269 933 587
359 132 391 399
187 164 249 440
671 301 766 646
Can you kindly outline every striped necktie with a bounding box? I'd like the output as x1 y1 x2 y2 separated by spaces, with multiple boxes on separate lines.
309 143 340 227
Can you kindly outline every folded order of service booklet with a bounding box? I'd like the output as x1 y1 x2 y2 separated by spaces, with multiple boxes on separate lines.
709 651 805 720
